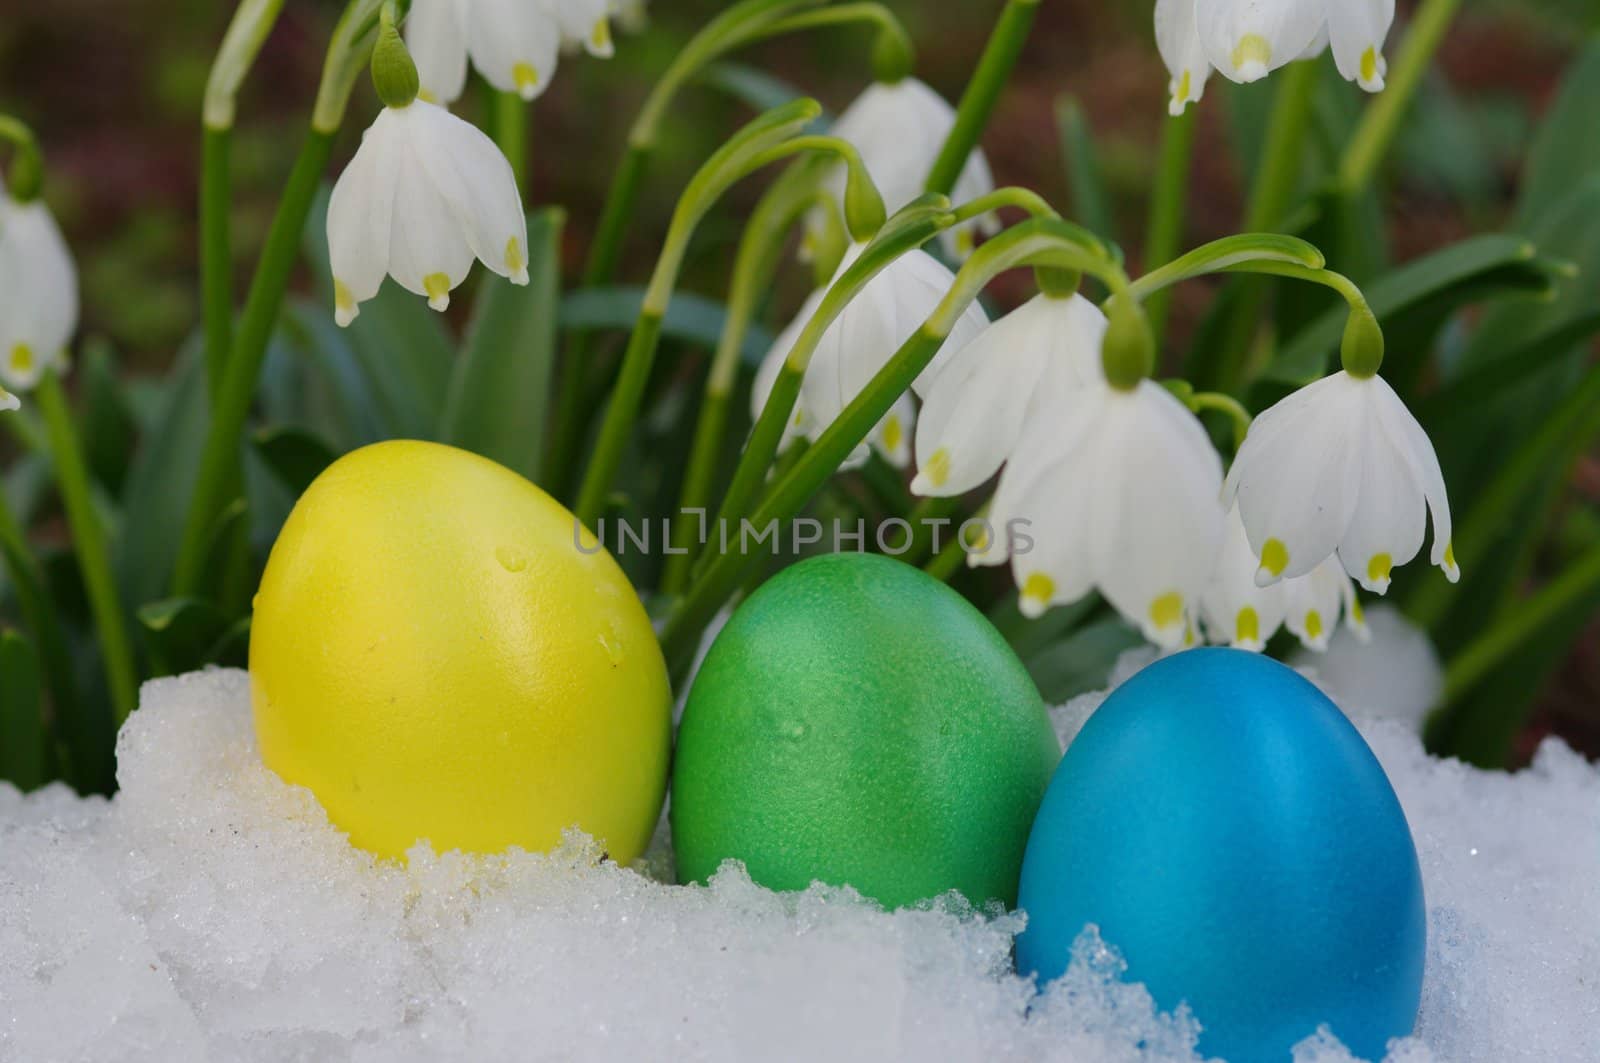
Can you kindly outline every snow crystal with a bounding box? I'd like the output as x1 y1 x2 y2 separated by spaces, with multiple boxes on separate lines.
2 662 1597 1062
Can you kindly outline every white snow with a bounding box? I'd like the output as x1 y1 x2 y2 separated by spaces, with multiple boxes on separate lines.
2 655 1597 1062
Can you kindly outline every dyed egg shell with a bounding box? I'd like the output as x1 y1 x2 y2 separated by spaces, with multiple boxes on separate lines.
1016 648 1424 1063
672 552 1061 908
251 440 671 862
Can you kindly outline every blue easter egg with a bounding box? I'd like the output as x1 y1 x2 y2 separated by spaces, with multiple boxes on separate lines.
1016 648 1425 1063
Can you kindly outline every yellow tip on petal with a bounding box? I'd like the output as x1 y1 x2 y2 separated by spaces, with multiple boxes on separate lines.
506 237 529 285
923 448 951 490
1235 606 1261 649
424 273 452 312
1359 46 1384 90
881 415 903 455
1367 553 1393 593
1232 34 1272 79
333 280 360 327
1304 610 1324 643
9 343 35 376
1150 591 1184 632
1170 70 1194 116
417 89 439 105
1442 541 1460 582
0 386 18 412
591 18 612 52
1020 573 1055 617
1258 538 1289 581
513 62 541 99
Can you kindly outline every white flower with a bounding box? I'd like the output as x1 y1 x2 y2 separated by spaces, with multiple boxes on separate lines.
327 99 528 327
1202 506 1367 652
406 0 564 105
0 386 17 412
808 78 998 260
0 188 77 392
753 243 982 469
1158 0 1393 111
552 0 616 57
911 293 1105 497
974 379 1225 648
1222 370 1458 595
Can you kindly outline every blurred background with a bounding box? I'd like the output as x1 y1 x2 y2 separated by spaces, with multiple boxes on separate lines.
1 0 1596 761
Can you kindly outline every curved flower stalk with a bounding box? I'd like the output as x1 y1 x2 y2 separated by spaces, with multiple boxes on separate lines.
1202 507 1367 652
327 13 528 326
0 180 78 396
751 242 987 469
1155 0 1395 114
911 292 1105 497
1223 369 1458 595
808 78 997 260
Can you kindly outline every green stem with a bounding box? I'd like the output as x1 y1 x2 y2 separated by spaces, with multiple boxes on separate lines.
173 129 335 595
1338 0 1463 196
1213 58 1321 391
36 373 138 725
924 0 1039 196
924 501 986 583
493 90 529 195
200 126 234 401
662 163 830 595
901 496 963 569
571 100 829 526
1189 391 1252 451
1142 109 1196 345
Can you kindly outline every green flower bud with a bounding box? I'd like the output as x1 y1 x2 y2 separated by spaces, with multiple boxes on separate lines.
1340 306 1385 379
1101 294 1155 391
842 162 886 243
871 26 915 85
1035 267 1081 300
371 13 420 110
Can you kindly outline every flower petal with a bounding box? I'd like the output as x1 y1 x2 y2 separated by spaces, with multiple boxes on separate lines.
1202 506 1287 651
468 0 563 101
1328 0 1395 91
406 0 470 105
383 110 477 309
1195 0 1325 84
1373 373 1458 581
1335 390 1426 594
411 100 529 284
327 114 401 326
1155 0 1212 115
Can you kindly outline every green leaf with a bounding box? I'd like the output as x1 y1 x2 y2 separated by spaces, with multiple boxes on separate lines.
561 287 776 369
282 300 391 446
1056 95 1114 241
117 338 209 612
1130 233 1325 301
253 426 338 499
439 208 564 481
78 338 139 497
1260 234 1563 388
1512 41 1600 232
1024 617 1145 705
698 61 827 124
0 630 46 791
137 597 234 677
1416 312 1600 427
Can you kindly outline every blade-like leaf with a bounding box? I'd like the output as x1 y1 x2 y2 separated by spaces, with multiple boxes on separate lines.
253 426 339 500
0 629 46 791
440 208 564 481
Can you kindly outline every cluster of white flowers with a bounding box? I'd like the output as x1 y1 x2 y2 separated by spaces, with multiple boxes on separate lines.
902 291 1454 652
405 0 632 106
1156 0 1395 115
0 178 77 412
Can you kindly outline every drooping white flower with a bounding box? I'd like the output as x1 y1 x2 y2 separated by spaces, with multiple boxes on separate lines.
1202 506 1367 652
0 386 17 412
406 0 564 105
911 293 1105 497
1222 370 1458 595
808 78 998 260
1158 0 1394 112
0 187 77 393
327 99 528 327
753 244 982 469
973 379 1225 648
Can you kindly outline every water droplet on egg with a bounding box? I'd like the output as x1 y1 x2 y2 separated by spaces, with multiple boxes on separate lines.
599 634 624 666
495 546 528 572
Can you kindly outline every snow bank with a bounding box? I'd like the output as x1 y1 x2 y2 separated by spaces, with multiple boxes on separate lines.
2 663 1596 1062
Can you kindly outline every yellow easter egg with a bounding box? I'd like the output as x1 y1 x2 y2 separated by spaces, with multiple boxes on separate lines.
249 440 670 863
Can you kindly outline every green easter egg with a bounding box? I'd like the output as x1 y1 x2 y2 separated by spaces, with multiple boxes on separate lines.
671 552 1061 908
